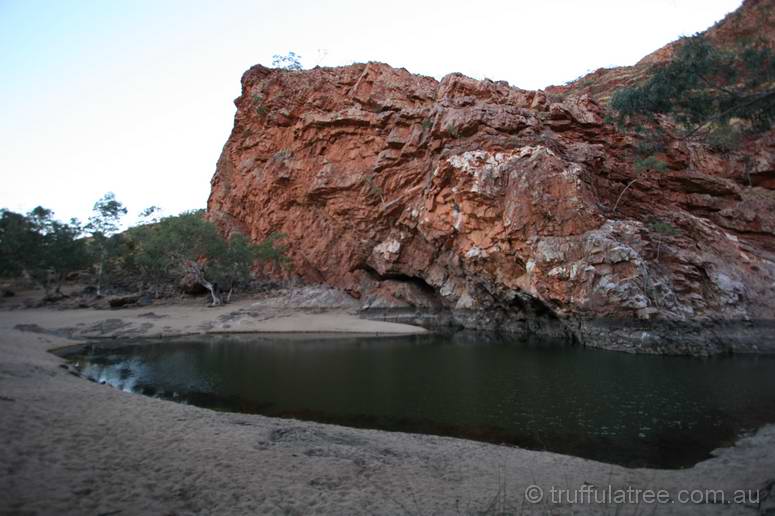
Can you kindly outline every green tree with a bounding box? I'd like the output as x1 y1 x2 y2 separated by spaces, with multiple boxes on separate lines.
272 51 303 71
0 208 89 296
86 193 127 296
611 34 775 142
126 211 286 304
607 34 775 213
39 218 90 294
0 209 40 278
208 231 288 302
137 205 161 225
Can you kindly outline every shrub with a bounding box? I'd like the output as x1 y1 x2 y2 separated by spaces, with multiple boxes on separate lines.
634 155 668 172
706 125 742 153
634 130 667 157
648 219 681 260
648 219 681 236
252 94 268 117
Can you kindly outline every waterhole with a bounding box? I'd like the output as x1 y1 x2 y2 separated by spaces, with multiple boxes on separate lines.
63 332 775 468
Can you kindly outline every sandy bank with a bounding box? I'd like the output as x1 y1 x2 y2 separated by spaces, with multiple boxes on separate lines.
0 299 774 514
0 292 428 340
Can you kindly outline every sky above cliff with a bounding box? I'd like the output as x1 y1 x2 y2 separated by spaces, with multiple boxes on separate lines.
1 0 743 226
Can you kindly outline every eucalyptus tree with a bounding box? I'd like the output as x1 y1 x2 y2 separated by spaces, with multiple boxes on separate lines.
85 193 127 296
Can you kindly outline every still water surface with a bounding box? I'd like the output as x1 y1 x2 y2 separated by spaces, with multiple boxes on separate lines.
69 332 775 468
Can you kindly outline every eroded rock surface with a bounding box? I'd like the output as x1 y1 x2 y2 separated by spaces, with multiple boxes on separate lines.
208 2 775 354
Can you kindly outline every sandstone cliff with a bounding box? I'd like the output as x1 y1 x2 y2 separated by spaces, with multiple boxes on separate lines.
208 0 775 354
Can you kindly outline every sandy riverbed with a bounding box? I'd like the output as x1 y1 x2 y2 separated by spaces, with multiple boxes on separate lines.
0 294 773 515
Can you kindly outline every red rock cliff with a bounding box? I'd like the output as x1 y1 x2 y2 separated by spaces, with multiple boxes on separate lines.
208 0 775 353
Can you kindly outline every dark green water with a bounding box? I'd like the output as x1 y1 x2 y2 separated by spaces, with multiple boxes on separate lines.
69 332 775 468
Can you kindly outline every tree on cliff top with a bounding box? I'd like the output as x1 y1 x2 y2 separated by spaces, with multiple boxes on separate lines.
611 34 775 143
272 51 303 70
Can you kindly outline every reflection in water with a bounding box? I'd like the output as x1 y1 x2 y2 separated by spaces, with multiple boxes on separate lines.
70 332 775 468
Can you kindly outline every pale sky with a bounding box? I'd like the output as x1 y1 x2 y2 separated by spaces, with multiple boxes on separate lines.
0 0 743 226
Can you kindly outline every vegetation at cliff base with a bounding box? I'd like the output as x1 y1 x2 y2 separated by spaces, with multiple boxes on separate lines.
123 210 287 305
0 196 287 305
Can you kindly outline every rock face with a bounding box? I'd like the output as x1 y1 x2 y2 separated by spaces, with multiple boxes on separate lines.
208 0 775 354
